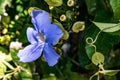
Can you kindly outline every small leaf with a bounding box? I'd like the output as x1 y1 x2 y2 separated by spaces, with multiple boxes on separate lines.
93 21 120 32
92 52 104 65
0 46 8 54
66 10 74 20
0 51 12 61
85 45 95 60
10 49 19 62
99 70 120 76
45 0 63 6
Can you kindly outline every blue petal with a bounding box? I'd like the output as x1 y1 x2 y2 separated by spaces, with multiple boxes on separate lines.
31 10 51 32
43 24 63 46
27 27 38 44
17 43 44 62
43 43 60 66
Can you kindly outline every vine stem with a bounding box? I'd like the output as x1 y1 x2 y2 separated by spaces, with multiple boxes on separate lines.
86 22 120 48
89 72 99 80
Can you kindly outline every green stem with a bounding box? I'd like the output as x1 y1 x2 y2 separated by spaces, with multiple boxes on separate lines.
2 60 14 69
89 72 99 80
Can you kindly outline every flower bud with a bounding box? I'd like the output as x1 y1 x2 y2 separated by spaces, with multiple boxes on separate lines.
62 42 70 54
0 35 11 45
72 21 85 33
2 28 8 34
9 41 22 50
60 14 66 22
67 0 75 7
49 6 54 10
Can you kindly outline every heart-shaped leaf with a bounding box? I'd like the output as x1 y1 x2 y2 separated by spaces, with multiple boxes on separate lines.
93 21 120 32
92 52 104 65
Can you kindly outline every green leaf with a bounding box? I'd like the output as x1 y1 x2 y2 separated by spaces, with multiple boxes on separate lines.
42 74 57 80
18 63 33 80
0 46 8 54
45 0 63 6
10 49 19 62
66 10 74 20
0 0 11 14
85 45 95 60
16 5 23 12
85 0 96 15
93 21 120 32
64 70 89 80
0 51 12 61
0 62 6 78
99 70 120 76
92 52 104 65
110 0 120 20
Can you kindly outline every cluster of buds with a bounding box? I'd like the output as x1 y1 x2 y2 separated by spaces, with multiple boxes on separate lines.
0 35 11 45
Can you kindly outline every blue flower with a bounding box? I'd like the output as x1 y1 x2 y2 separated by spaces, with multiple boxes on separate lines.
17 10 63 66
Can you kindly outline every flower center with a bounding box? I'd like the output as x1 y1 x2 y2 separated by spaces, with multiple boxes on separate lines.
38 33 45 42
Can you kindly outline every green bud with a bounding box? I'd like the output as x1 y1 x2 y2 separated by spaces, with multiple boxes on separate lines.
45 0 63 6
60 14 66 22
0 35 11 45
72 21 85 33
66 10 74 20
1 15 10 24
2 28 8 34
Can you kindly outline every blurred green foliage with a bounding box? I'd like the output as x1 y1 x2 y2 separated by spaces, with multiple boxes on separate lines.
0 0 120 80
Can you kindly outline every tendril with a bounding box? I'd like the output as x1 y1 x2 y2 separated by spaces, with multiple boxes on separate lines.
86 30 102 52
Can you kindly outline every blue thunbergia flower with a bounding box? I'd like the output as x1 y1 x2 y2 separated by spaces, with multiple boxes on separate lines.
17 10 63 66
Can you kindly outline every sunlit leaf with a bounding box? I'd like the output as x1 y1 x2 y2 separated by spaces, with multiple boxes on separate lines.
45 0 63 6
0 0 11 14
0 51 12 61
0 62 6 78
99 70 120 76
92 52 104 65
93 21 120 32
